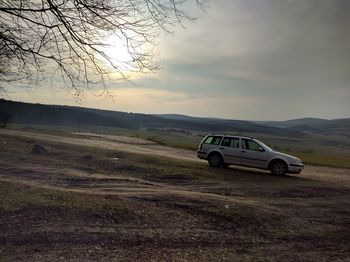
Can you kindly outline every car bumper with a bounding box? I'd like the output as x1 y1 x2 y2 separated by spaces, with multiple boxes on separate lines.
197 150 207 160
288 163 304 174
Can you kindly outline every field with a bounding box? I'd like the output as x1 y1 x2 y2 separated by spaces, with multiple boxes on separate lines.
7 123 350 168
0 129 349 261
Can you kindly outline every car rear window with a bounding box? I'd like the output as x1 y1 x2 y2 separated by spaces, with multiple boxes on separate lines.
204 136 222 145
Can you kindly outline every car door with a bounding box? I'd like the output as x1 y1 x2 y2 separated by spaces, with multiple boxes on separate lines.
239 139 269 168
220 136 241 165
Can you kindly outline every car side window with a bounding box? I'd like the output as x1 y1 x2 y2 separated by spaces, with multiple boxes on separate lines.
221 137 240 148
242 139 264 151
204 136 222 145
221 138 230 147
232 138 240 148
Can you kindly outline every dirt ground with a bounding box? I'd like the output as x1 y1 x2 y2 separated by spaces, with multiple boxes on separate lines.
0 129 349 261
0 130 198 162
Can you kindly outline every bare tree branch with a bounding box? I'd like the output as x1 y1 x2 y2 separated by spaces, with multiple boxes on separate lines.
0 0 205 96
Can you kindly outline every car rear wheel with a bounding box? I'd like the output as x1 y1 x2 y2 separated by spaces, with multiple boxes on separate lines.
208 153 223 168
270 161 287 176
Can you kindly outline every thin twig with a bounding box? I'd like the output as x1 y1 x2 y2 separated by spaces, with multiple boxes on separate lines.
45 229 51 244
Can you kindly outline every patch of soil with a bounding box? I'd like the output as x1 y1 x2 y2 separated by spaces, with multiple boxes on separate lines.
30 144 47 155
147 174 196 185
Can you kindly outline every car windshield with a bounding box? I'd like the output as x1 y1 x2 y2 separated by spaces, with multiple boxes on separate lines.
254 139 273 151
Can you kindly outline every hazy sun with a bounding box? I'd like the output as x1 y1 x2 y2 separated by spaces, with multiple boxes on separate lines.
100 32 140 74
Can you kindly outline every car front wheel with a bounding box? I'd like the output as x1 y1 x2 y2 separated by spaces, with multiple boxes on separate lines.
270 161 287 176
208 153 223 168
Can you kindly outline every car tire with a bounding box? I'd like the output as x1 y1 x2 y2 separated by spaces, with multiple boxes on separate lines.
208 153 223 168
270 161 287 176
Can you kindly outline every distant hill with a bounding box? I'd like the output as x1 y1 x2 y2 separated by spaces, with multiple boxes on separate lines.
1 99 348 136
259 118 327 128
258 118 350 136
154 114 222 122
0 99 298 135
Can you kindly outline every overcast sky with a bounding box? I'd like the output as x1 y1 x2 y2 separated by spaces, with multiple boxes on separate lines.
7 0 350 120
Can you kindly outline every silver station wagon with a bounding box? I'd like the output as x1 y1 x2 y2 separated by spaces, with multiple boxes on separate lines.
197 134 304 175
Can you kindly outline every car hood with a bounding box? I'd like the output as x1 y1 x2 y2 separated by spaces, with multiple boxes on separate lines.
273 151 302 162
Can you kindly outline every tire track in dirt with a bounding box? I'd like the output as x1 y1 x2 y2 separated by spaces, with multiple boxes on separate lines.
0 160 262 208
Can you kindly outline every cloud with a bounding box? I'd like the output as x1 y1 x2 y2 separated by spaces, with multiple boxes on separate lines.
5 0 350 120
146 0 350 119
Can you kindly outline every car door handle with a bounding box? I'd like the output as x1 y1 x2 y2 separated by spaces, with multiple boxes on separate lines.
241 150 245 153
220 147 225 149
